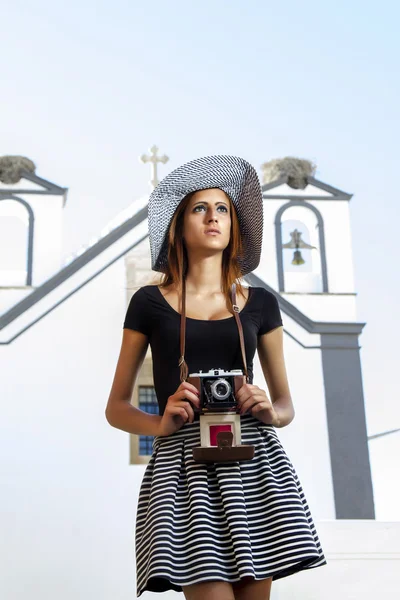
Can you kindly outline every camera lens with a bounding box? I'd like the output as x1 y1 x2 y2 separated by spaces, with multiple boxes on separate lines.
210 378 231 401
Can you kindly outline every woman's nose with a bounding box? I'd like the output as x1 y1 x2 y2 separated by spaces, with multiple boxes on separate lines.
207 210 218 221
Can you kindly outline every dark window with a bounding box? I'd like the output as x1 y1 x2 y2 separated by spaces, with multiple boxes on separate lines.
138 386 158 455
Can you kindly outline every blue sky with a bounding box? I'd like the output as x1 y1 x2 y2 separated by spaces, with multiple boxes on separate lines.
2 0 400 516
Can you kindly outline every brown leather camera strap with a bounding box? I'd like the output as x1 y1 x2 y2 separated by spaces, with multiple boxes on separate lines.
231 282 249 382
179 278 249 383
179 277 189 382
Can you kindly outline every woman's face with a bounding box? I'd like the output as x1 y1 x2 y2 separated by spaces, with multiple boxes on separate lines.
182 188 232 257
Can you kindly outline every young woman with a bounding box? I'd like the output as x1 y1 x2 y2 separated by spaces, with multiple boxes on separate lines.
106 155 326 599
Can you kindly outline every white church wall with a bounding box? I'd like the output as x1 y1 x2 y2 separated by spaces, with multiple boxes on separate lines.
0 258 144 600
273 520 400 600
281 291 358 322
29 195 65 285
368 433 400 521
0 199 28 286
0 288 33 313
0 177 48 192
124 236 158 293
258 198 285 290
253 318 336 520
267 183 332 197
308 199 356 294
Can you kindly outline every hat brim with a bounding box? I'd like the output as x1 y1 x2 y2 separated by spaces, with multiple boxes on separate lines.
148 155 263 275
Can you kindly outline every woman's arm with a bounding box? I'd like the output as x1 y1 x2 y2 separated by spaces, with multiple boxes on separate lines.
256 326 295 428
105 329 162 436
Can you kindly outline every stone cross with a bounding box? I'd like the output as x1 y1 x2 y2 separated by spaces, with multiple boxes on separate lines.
140 145 169 189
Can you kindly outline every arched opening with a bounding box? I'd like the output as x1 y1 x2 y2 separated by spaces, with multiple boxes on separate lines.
276 202 328 293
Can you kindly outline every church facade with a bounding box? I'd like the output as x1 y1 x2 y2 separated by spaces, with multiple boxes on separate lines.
2 155 397 600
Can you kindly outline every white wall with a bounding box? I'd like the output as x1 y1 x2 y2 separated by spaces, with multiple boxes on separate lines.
253 322 336 521
272 520 400 600
30 195 65 285
0 258 143 599
312 200 356 293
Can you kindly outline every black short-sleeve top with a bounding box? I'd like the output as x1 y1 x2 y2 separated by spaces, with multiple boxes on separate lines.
123 285 283 416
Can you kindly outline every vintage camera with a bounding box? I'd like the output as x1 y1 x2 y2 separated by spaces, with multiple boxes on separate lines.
187 367 254 462
187 367 246 414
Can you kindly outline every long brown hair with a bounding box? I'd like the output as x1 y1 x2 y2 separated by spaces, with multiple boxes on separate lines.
148 190 247 306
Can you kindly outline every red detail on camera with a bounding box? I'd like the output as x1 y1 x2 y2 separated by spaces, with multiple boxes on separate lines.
209 424 233 446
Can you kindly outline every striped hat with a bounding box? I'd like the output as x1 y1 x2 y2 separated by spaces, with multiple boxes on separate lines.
148 155 263 275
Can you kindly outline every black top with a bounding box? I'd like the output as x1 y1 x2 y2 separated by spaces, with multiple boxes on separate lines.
123 285 283 416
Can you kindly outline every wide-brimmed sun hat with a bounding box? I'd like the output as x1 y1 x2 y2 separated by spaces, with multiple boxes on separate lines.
147 154 263 275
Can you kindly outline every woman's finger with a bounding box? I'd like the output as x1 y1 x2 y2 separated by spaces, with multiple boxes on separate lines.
178 389 201 407
240 392 269 413
173 399 195 423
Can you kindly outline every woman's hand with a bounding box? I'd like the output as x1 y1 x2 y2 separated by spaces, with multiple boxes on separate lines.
157 382 201 437
236 383 281 426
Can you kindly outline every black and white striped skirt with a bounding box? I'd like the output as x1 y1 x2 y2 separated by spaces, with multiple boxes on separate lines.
135 413 327 597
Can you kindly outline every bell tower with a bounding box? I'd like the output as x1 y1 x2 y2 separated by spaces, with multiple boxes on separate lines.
257 157 355 322
0 155 67 312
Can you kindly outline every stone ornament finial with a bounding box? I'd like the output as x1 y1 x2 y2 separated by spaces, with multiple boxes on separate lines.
261 157 317 190
0 155 36 184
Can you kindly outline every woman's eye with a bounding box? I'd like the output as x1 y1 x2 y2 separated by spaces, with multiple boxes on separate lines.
194 205 228 213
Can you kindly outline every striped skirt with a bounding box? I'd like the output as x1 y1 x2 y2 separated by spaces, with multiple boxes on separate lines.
135 413 327 597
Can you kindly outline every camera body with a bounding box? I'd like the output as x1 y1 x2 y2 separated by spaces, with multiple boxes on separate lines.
187 368 246 414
